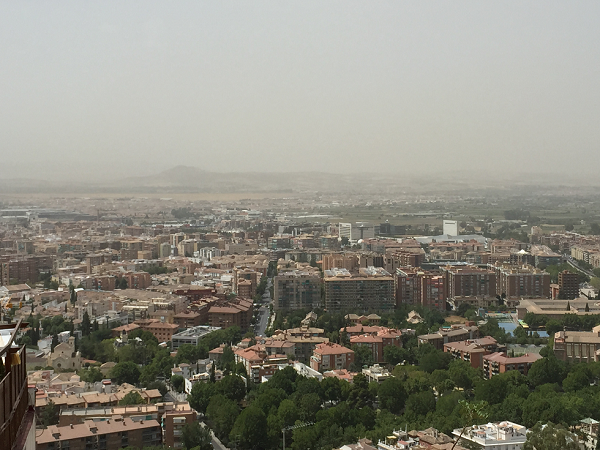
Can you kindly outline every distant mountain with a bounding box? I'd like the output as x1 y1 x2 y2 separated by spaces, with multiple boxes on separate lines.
0 165 595 195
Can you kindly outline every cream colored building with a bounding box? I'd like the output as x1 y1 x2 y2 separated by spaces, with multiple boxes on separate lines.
47 336 82 371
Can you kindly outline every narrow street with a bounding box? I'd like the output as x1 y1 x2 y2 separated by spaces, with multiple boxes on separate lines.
256 277 273 336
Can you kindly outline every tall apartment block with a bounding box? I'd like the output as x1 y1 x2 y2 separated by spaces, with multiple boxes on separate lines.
490 263 551 299
321 253 358 272
273 271 322 311
443 265 497 307
324 267 395 313
558 270 580 300
395 268 446 311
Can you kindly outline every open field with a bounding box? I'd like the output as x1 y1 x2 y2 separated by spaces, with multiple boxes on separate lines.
446 315 468 324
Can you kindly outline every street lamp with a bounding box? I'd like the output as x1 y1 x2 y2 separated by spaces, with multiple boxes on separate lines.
282 421 314 450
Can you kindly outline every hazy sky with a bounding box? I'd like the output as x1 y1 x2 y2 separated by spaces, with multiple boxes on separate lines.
1 2 599 179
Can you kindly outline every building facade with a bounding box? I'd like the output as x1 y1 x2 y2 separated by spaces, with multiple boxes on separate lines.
273 271 322 311
324 267 395 312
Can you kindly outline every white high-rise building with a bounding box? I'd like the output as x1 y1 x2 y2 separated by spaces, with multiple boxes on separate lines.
338 223 352 241
443 220 458 236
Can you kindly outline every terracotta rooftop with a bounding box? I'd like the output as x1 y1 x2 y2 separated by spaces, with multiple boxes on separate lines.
37 418 160 444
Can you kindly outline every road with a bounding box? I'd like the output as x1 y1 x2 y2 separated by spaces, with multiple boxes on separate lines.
199 421 229 450
565 256 595 278
255 277 273 336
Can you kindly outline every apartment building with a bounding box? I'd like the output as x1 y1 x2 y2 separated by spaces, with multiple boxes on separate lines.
443 264 496 308
37 418 162 450
273 270 322 311
558 270 580 300
80 275 116 291
207 297 253 331
490 263 550 300
120 271 152 289
268 235 292 249
349 328 402 363
321 253 358 272
119 239 144 260
420 273 446 311
395 267 422 306
443 337 501 369
233 267 261 297
319 235 340 250
173 310 203 328
418 325 480 351
0 255 43 284
490 239 528 254
310 342 354 372
362 364 391 383
395 268 446 311
529 245 562 267
163 407 197 449
134 320 179 342
444 265 496 298
270 326 329 361
482 352 542 379
384 250 425 271
324 267 395 312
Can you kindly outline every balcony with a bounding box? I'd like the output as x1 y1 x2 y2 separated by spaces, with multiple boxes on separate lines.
0 320 31 450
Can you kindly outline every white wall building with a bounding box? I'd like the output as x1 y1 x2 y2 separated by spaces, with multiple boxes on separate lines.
452 421 528 450
443 220 459 236
339 223 352 241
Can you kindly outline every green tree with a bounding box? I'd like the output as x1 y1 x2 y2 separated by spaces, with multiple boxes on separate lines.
220 346 235 371
545 320 562 336
171 375 185 393
451 400 489 450
562 366 592 393
206 394 239 441
377 377 407 414
110 361 141 385
188 381 216 414
448 359 479 391
210 363 216 383
181 422 212 450
277 398 299 427
81 310 91 337
320 376 344 404
405 390 436 418
419 349 453 373
119 391 145 406
383 345 411 366
350 344 374 371
527 355 567 387
79 367 103 383
229 406 268 450
39 400 60 427
523 422 579 450
216 375 246 402
266 366 297 395
51 334 59 352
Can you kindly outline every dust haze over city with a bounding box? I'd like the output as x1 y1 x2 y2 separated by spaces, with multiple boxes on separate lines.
2 2 600 189
4 3 600 450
